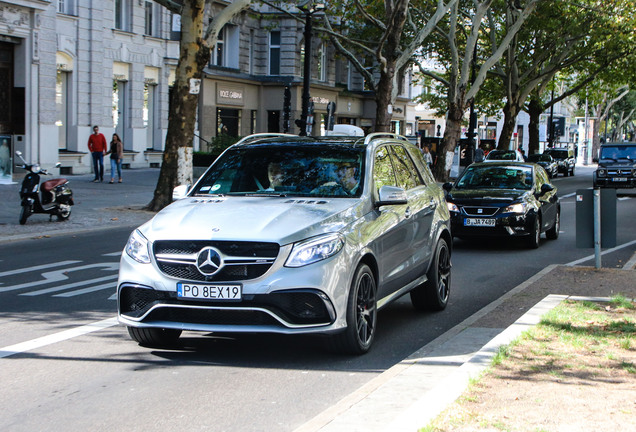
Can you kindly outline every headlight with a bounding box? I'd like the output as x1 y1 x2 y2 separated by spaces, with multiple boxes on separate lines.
285 233 344 268
447 202 459 212
31 164 41 174
503 203 526 214
597 169 606 177
125 230 151 264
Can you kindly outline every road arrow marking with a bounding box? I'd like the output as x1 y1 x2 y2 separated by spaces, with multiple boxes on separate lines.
0 263 118 293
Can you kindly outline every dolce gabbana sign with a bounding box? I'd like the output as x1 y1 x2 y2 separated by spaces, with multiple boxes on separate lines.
217 86 244 106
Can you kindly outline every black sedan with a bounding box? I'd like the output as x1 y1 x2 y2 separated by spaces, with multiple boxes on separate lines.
443 162 560 248
528 153 558 178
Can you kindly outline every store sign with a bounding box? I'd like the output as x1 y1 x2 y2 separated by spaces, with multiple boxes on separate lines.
217 86 244 106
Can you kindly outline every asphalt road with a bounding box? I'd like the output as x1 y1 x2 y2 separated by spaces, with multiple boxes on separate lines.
1 166 635 431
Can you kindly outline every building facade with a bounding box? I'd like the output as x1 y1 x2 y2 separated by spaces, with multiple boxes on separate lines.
0 0 419 177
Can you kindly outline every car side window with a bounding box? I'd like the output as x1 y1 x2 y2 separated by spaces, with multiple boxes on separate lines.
391 145 423 191
373 146 397 194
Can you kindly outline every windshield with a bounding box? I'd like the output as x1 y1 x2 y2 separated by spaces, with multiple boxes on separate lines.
456 165 533 190
191 144 366 198
529 154 551 162
486 150 516 160
599 145 636 161
544 150 567 159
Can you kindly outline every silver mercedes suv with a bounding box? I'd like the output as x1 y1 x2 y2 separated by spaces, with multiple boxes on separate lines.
118 133 452 354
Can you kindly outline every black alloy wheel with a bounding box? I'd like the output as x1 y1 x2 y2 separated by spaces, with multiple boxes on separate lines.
329 264 377 355
526 215 541 249
411 238 451 311
546 209 560 240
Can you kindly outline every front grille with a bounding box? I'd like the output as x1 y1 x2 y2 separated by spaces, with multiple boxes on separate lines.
153 240 280 282
462 206 499 216
148 307 283 327
119 285 334 326
607 169 633 176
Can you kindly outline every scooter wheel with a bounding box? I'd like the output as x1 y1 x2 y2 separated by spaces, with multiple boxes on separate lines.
19 205 32 225
57 205 71 221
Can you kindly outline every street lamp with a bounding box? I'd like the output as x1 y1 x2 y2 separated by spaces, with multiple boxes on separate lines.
296 0 324 136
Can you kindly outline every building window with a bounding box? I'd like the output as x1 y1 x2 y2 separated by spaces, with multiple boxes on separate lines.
317 43 326 81
145 1 161 37
115 0 132 31
113 80 129 148
248 29 255 75
56 71 70 150
57 0 76 15
212 27 225 66
251 110 257 134
217 108 241 137
269 31 281 76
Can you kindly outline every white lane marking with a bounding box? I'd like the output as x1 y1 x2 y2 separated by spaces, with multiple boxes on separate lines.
0 317 118 359
560 192 576 199
108 292 117 301
566 239 636 266
0 263 118 293
103 251 123 257
20 274 118 296
54 282 117 297
0 260 81 278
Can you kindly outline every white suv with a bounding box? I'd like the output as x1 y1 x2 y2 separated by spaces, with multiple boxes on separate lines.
118 133 452 354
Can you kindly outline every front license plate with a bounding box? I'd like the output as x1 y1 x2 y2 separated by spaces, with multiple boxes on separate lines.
611 177 627 182
464 218 496 227
177 283 242 300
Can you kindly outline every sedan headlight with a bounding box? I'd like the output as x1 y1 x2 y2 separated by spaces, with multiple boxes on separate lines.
125 229 151 264
447 202 460 212
285 233 344 268
503 203 527 214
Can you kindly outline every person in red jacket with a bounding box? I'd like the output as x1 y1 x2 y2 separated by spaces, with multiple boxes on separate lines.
88 125 107 182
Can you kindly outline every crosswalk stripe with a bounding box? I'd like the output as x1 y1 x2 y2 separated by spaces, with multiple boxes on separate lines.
54 282 117 297
0 317 118 359
20 274 118 296
0 260 81 278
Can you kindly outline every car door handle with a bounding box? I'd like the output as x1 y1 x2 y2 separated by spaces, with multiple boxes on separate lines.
404 206 412 218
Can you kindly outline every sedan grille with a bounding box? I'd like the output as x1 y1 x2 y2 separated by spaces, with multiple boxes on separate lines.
462 206 499 217
153 240 279 282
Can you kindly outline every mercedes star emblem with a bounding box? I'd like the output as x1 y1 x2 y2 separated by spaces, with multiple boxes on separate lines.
196 246 224 276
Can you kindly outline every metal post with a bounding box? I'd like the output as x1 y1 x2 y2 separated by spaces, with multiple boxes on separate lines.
583 91 589 165
593 188 601 269
299 8 312 136
548 88 554 148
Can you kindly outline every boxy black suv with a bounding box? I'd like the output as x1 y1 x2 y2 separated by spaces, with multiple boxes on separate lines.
593 142 636 188
543 147 575 177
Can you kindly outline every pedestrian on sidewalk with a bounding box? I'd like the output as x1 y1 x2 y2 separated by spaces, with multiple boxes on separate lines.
422 145 433 169
88 125 107 182
107 133 124 184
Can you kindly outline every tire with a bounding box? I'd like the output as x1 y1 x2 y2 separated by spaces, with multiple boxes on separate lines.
526 215 541 249
546 209 560 240
570 166 575 176
563 168 568 177
127 326 182 347
410 238 451 311
56 205 71 221
328 264 377 355
19 204 31 225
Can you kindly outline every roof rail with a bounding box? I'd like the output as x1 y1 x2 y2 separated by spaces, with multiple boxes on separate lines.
234 133 299 146
363 132 411 146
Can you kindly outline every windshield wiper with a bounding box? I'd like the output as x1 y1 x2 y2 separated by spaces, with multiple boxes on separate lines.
244 192 288 197
193 193 225 197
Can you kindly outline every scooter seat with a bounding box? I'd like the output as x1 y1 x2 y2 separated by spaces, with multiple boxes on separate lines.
41 178 68 192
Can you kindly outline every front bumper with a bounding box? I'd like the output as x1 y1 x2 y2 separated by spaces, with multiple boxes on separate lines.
117 243 350 335
450 212 534 238
593 176 636 188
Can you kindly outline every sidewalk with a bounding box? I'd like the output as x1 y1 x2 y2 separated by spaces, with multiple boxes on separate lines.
0 168 160 242
294 262 636 432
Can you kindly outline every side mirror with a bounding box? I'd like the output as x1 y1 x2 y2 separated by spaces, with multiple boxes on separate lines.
55 162 62 168
540 183 554 195
592 157 599 163
172 184 190 201
15 151 22 157
442 182 453 192
376 185 407 206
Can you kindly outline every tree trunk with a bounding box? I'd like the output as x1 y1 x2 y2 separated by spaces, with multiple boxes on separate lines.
433 103 464 182
147 0 209 212
374 63 395 132
527 98 542 155
497 100 521 150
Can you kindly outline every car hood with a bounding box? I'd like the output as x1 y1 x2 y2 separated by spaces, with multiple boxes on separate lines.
447 188 528 204
598 160 636 168
138 196 363 245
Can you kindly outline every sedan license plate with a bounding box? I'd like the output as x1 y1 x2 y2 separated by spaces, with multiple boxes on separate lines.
464 218 495 227
177 283 242 300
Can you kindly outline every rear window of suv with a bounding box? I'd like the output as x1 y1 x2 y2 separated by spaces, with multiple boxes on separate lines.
544 150 568 159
